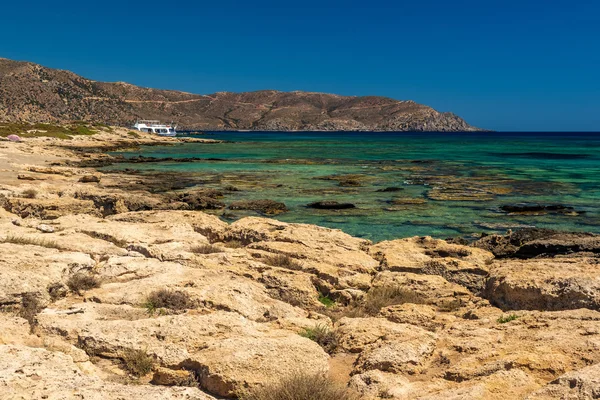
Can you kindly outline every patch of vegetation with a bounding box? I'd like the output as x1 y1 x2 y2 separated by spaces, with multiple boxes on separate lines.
223 240 244 249
67 273 101 295
19 293 44 332
127 131 141 138
497 314 519 324
191 244 224 254
318 294 335 308
240 371 360 400
300 324 339 354
360 286 425 316
263 254 303 270
0 122 98 140
144 289 193 314
21 188 38 199
121 348 154 377
2 235 60 249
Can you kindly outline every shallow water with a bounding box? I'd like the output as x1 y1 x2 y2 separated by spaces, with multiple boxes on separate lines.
107 132 600 241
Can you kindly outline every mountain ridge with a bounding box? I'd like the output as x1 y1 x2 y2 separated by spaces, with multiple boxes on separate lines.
0 58 483 131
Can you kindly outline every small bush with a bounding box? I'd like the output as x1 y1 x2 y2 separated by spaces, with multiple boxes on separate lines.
223 240 244 249
263 254 303 270
318 294 335 308
67 274 101 295
361 286 425 316
121 348 154 377
21 189 38 199
144 289 193 314
191 244 223 254
19 293 44 332
241 371 360 400
498 314 519 324
2 235 60 249
127 131 141 138
300 324 339 354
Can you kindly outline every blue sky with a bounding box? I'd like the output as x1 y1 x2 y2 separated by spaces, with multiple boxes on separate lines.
1 0 599 131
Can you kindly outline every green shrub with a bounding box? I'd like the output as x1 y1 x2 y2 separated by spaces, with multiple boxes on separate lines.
240 371 360 400
300 324 339 354
497 314 519 323
318 294 335 308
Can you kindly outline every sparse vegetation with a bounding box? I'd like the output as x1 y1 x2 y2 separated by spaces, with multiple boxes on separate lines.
360 286 425 316
144 289 193 314
127 131 141 138
263 254 303 270
191 244 224 254
300 324 339 354
67 273 101 295
223 240 244 249
2 235 60 249
240 371 360 400
498 314 519 324
121 348 154 377
21 188 38 199
0 122 97 139
318 294 335 308
19 293 44 332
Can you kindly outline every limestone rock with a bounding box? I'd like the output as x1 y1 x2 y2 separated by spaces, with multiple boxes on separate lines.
371 236 493 292
526 363 600 399
484 257 600 311
0 345 215 399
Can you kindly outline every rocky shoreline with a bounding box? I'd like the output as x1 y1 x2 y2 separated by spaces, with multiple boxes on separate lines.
1 127 599 399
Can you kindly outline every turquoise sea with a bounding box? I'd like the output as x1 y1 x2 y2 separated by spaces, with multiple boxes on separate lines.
108 132 600 242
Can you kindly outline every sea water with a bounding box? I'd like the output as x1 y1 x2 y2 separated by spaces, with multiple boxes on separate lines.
107 132 600 242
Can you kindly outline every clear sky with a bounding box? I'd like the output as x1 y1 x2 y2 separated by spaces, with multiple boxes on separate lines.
1 0 599 131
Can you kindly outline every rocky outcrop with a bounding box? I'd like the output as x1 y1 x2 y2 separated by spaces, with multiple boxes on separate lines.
0 58 482 132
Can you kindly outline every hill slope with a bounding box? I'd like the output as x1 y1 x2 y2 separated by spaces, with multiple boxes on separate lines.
0 58 481 131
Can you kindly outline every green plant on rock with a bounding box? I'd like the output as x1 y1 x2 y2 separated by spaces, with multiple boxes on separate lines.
299 324 339 354
497 314 519 324
318 294 335 308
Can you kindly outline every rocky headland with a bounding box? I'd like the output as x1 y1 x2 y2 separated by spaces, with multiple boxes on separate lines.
1 126 599 399
0 58 481 132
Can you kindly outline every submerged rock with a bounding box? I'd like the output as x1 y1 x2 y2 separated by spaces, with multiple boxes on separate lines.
376 187 404 192
228 199 288 215
307 201 356 210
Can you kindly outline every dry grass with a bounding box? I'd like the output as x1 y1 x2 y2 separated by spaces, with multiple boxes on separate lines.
223 240 244 249
191 244 224 254
21 188 38 199
2 235 60 249
121 348 154 377
263 254 303 270
300 324 339 354
144 289 193 314
322 286 426 321
19 293 44 332
67 274 101 295
240 371 360 400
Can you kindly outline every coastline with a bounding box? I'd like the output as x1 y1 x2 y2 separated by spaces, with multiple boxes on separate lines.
1 126 600 399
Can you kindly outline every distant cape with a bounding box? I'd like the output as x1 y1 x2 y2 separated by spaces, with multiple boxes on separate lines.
0 58 483 132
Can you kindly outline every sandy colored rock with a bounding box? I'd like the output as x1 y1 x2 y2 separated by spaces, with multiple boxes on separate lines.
371 236 493 292
526 363 600 399
0 345 215 399
484 257 600 311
